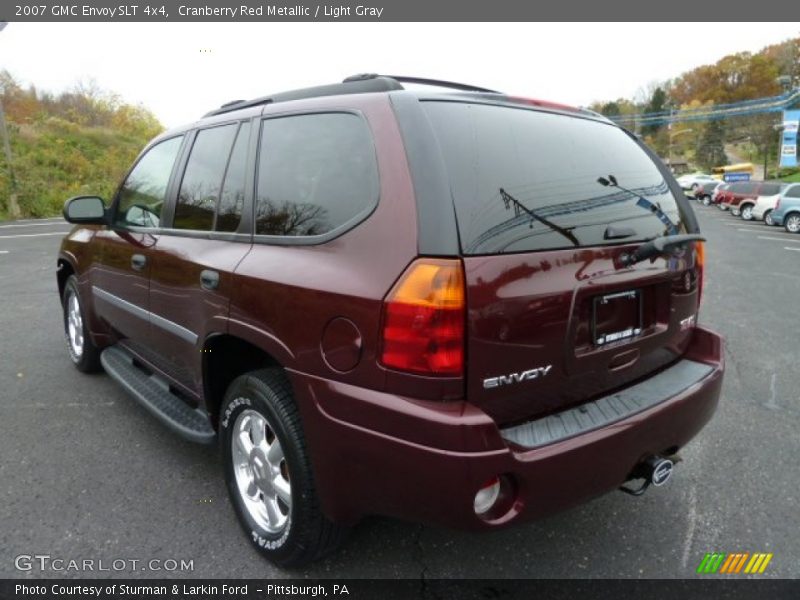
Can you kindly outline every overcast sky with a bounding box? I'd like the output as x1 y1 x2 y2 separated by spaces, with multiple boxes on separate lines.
1 22 798 127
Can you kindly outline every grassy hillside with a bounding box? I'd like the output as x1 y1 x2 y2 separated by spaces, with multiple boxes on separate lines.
0 72 163 219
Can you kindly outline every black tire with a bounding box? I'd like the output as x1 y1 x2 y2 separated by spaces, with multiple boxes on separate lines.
740 204 754 221
62 275 102 373
219 368 347 567
764 210 774 226
785 213 800 234
702 196 711 206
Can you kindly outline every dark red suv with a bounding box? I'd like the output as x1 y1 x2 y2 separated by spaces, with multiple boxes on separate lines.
57 75 724 567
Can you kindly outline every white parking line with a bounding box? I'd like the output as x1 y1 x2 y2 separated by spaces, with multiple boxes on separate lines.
0 222 69 229
786 247 800 252
0 250 8 254
736 227 772 232
0 232 67 239
758 235 800 243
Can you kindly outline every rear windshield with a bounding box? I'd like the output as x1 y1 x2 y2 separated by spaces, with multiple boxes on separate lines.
758 183 782 196
422 101 688 254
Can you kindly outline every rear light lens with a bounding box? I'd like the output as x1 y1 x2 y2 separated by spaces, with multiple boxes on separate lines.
695 241 705 307
473 476 501 515
380 259 465 376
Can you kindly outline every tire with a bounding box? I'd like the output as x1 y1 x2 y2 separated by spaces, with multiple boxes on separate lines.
702 196 711 206
62 275 102 373
765 210 774 226
740 204 754 221
219 368 347 567
731 207 740 217
785 213 800 234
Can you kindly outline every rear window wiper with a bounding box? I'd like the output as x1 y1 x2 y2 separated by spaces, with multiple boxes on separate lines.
620 233 706 266
500 188 579 247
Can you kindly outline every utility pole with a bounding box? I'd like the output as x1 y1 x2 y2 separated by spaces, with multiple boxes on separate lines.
0 96 21 218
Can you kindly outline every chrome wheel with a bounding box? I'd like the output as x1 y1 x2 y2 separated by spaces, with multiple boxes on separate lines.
66 291 84 359
786 214 800 234
765 211 774 226
741 206 753 221
232 408 291 533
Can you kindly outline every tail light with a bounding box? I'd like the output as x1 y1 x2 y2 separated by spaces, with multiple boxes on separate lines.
380 259 465 376
695 241 705 307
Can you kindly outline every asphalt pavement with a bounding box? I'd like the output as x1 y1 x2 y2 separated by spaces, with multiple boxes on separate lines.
0 207 798 579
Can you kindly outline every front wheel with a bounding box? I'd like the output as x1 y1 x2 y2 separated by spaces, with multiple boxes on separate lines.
62 275 102 373
740 205 754 221
764 210 774 226
219 369 347 567
785 214 800 234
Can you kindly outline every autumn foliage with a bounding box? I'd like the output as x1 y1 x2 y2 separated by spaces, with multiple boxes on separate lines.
0 71 164 217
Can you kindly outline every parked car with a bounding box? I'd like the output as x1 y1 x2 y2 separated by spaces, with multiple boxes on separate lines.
732 182 784 220
769 183 800 232
676 172 717 194
56 74 723 566
709 182 730 206
695 181 725 205
750 186 789 225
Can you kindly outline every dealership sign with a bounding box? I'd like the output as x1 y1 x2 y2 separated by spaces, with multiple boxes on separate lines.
781 110 800 168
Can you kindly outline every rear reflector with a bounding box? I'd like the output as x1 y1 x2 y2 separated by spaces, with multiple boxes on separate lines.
380 259 465 376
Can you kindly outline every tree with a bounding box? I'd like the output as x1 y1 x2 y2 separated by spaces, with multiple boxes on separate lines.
696 120 727 170
642 87 667 137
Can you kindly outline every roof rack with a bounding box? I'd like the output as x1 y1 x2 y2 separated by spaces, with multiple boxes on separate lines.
204 74 502 118
344 73 501 94
203 76 403 117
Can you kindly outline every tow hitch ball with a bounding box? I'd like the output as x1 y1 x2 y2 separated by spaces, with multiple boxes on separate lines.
619 455 679 496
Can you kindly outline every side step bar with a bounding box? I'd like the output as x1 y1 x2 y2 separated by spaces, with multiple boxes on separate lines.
101 346 216 445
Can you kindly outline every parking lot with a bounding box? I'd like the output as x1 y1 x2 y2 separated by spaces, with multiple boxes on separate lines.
0 207 798 579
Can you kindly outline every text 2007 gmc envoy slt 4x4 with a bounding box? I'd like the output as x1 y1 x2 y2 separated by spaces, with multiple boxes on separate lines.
57 74 724 566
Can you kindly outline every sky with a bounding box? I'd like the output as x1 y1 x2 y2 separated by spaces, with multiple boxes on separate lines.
1 22 798 127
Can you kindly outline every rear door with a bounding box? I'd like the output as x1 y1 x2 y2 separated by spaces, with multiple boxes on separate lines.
147 121 254 395
422 101 702 425
92 135 184 346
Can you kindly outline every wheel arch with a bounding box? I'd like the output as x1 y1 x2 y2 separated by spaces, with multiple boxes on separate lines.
202 334 286 430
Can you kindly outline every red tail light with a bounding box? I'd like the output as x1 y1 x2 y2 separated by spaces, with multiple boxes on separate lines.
695 241 705 308
380 259 465 376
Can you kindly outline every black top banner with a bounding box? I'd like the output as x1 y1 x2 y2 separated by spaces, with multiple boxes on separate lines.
1 0 798 21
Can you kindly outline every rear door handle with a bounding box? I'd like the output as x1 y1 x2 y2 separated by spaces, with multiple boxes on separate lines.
131 254 147 271
200 269 219 290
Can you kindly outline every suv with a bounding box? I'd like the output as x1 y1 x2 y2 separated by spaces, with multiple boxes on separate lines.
57 75 724 567
695 181 724 205
734 182 784 220
769 183 800 232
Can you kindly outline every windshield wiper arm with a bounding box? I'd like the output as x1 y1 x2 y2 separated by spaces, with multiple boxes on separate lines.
621 233 706 266
499 188 580 247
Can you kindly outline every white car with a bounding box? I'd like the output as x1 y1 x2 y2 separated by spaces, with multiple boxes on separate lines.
676 172 716 194
750 193 782 224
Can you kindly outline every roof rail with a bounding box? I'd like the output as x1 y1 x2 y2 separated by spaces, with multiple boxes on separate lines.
203 76 404 117
345 73 501 94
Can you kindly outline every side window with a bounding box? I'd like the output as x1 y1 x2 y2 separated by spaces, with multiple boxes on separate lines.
786 186 800 198
217 122 250 232
116 136 183 228
174 124 238 231
255 113 379 237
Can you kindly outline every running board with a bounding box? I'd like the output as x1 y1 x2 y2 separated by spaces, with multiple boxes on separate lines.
100 346 216 444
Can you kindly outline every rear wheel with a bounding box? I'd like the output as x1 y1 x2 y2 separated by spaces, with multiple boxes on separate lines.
702 196 711 206
219 368 347 567
62 275 102 373
740 205 754 221
764 210 774 226
785 214 800 234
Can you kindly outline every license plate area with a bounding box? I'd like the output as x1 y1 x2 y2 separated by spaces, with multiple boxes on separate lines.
592 289 643 346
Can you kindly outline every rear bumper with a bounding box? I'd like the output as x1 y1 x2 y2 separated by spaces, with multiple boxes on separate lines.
292 326 724 529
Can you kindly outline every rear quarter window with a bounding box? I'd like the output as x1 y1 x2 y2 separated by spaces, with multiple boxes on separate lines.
422 101 687 254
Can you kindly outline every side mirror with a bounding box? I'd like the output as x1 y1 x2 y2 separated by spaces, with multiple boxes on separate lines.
63 196 107 224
